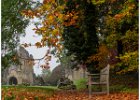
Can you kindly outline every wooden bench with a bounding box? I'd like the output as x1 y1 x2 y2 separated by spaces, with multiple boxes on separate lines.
87 64 110 95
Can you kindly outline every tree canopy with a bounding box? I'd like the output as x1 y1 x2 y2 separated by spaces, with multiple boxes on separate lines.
1 0 32 68
89 0 138 74
3 0 138 74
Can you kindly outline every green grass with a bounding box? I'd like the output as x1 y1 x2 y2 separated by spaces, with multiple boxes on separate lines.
73 79 138 94
2 85 59 100
110 85 138 94
74 78 87 90
2 85 58 91
27 86 58 90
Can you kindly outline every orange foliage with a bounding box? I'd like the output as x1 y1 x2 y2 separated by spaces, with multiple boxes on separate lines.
35 42 42 48
114 14 124 21
21 0 81 55
21 0 67 53
87 44 109 69
63 11 79 27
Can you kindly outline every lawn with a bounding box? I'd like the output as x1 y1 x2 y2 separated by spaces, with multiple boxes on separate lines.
2 85 58 100
2 85 138 100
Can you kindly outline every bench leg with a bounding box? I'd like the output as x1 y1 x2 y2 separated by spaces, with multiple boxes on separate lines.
107 83 109 95
99 84 102 92
89 84 92 98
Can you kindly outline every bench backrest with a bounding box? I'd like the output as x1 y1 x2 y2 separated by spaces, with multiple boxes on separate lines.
100 64 110 83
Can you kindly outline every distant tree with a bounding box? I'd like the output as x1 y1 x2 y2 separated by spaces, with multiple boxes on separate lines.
34 75 45 86
41 69 51 85
47 65 64 85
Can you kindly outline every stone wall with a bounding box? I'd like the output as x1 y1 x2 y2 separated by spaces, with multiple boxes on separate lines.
66 67 88 82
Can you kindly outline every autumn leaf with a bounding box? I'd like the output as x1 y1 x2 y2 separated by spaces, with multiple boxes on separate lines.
21 43 28 48
48 15 54 21
35 42 42 48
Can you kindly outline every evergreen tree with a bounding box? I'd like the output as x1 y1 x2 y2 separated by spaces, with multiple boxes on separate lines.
63 0 99 73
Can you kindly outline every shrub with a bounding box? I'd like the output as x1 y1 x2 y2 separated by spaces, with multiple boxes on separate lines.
57 78 76 90
74 78 87 90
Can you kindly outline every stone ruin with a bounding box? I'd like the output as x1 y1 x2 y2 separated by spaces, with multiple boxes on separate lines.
2 46 34 85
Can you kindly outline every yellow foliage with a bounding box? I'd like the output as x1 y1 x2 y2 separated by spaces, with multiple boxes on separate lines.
21 0 72 52
52 29 59 35
48 15 54 21
91 0 105 5
40 27 46 31
58 13 64 20
116 51 138 74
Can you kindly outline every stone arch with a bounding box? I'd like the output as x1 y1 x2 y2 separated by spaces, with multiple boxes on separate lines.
9 76 18 85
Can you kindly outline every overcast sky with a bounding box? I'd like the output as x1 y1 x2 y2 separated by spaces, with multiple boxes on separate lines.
20 23 60 75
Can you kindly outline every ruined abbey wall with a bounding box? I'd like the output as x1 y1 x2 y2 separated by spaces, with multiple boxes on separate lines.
2 46 34 85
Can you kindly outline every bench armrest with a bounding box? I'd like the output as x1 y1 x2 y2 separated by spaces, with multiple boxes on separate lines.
87 74 100 76
100 74 109 75
88 73 109 76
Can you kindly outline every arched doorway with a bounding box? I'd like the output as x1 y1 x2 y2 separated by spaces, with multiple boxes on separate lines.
9 77 18 85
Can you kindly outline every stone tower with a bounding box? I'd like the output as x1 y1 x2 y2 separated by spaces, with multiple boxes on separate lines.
2 46 34 85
